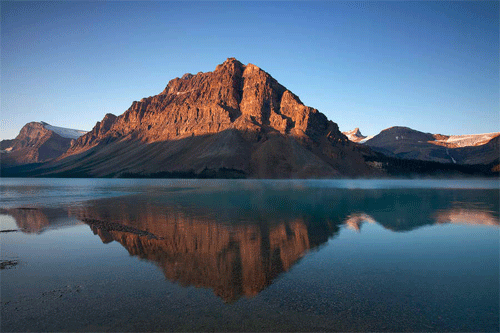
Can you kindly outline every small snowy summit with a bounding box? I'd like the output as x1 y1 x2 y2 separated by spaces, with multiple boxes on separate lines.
40 121 87 139
342 128 372 143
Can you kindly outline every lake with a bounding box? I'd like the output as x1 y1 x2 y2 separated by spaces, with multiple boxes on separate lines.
1 178 498 332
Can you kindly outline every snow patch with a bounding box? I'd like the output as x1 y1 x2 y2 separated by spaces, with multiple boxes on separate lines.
41 122 87 139
359 136 374 144
434 133 499 147
175 90 194 95
446 149 456 164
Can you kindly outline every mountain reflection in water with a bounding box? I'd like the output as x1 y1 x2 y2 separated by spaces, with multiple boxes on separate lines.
2 187 498 302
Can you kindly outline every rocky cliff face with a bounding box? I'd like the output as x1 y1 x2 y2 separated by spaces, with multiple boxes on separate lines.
68 113 117 149
48 58 376 178
0 122 84 166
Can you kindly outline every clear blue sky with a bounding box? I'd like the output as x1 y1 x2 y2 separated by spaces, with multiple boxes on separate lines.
1 1 498 140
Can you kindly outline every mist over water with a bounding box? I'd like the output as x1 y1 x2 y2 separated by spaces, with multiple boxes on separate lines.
1 178 498 331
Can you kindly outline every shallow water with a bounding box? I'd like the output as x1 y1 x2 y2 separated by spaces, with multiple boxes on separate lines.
1 178 499 332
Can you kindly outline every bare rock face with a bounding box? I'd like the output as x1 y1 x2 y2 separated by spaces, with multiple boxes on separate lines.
0 122 77 165
69 113 117 151
42 58 378 178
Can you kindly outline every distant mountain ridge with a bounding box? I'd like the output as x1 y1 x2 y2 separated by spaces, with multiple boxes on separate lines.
343 126 499 170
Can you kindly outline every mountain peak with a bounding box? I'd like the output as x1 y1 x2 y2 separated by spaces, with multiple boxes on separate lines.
38 58 377 178
0 121 86 165
181 73 194 80
214 57 245 72
342 127 367 143
223 57 244 67
224 57 241 64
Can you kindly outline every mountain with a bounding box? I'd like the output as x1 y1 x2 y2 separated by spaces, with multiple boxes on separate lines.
0 122 87 166
28 58 378 178
342 128 373 143
363 126 499 167
3 60 496 178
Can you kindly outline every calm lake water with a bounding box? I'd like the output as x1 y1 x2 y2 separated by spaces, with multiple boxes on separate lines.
1 178 499 332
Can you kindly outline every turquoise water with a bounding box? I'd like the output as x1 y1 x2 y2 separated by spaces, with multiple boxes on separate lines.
1 178 498 331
